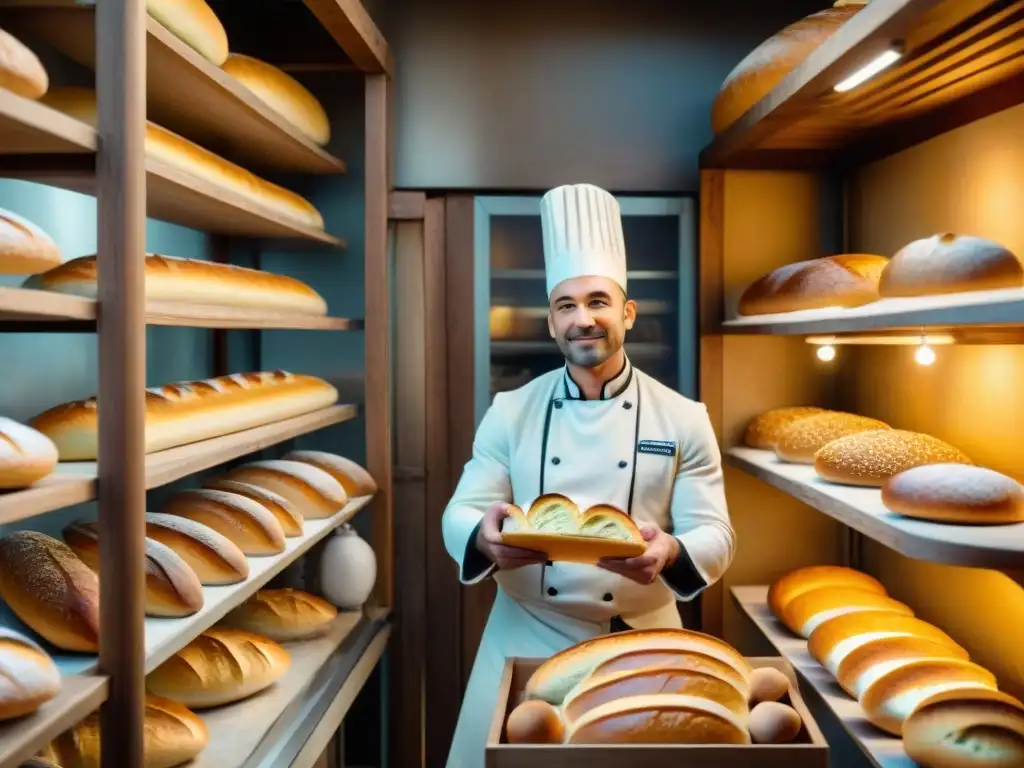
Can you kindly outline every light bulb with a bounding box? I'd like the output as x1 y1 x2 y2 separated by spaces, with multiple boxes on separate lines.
915 343 936 366
816 344 836 362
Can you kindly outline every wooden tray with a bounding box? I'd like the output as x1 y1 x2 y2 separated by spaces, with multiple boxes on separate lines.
500 531 646 564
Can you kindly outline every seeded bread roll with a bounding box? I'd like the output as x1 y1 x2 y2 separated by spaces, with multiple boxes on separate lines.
737 253 889 316
775 412 891 463
0 27 48 99
814 429 973 486
144 512 249 585
881 464 1024 525
783 586 914 638
0 207 63 275
202 479 304 536
283 450 378 497
148 0 229 65
0 417 58 489
216 459 348 519
566 693 750 744
836 635 972 699
0 626 61 721
767 565 887 633
743 406 827 449
219 588 338 642
879 233 1024 298
0 531 99 652
163 489 286 556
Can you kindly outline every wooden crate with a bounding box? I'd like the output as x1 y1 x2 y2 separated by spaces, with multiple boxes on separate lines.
485 656 828 768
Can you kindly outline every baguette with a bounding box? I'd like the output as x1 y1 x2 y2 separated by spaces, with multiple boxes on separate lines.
0 626 61 721
743 406 826 449
148 0 229 65
566 693 750 744
782 586 913 638
219 588 338 642
216 459 348 519
162 489 286 556
737 253 889 316
879 233 1024 298
202 478 304 536
814 429 973 486
0 207 63 275
24 253 328 316
836 635 972 699
62 521 204 617
144 512 249 585
767 565 887 634
0 416 58 489
881 464 1024 525
0 531 99 652
0 27 48 99
283 450 378 497
30 370 339 461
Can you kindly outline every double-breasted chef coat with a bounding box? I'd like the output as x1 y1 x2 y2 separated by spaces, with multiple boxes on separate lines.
440 356 735 767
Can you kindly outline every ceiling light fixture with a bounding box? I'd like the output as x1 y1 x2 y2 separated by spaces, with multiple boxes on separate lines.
834 46 903 92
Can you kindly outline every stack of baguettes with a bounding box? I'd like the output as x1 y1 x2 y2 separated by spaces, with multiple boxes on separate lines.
768 565 1024 765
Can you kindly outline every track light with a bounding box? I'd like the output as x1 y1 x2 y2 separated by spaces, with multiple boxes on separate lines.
834 47 902 92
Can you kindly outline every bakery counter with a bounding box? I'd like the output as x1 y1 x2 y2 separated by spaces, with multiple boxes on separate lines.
727 447 1024 569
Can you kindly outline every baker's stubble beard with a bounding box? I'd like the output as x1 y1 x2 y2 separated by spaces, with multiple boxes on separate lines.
557 333 619 368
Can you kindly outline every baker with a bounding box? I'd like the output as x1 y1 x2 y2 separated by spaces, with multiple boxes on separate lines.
441 182 735 767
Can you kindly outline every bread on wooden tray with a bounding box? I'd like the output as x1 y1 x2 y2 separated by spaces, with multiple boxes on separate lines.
0 531 99 652
835 635 972 699
24 253 329 316
0 27 47 100
748 667 790 705
218 588 338 642
767 564 887 634
743 406 826 449
146 628 290 709
774 411 890 463
736 253 889 316
0 417 58 489
711 0 869 134
587 648 748 698
782 586 913 638
144 512 249 585
39 692 209 768
879 233 1024 298
814 429 973 486
202 478 304 536
62 520 205 617
0 206 63 275
148 0 229 65
0 626 61 721
881 464 1024 525
283 450 378 497
221 53 331 145
748 701 803 744
215 459 348 519
566 693 751 744
30 370 339 461
162 488 287 556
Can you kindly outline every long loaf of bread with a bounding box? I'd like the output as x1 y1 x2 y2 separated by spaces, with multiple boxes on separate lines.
0 626 61 721
0 206 63 275
144 512 249 585
0 416 58 489
737 253 889 316
30 370 339 461
219 588 338 642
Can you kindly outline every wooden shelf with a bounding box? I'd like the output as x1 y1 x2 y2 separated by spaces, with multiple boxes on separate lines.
728 447 1024 569
0 466 97 526
302 0 394 75
731 586 913 768
700 0 1024 169
0 674 106 768
0 89 96 154
0 7 347 174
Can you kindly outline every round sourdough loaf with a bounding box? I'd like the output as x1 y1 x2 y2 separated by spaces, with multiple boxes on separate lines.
0 626 61 721
203 479 304 537
144 512 249 585
566 693 750 744
775 411 890 463
737 253 889 316
163 489 287 556
0 417 58 489
219 588 338 642
217 459 348 519
767 565 886 633
836 635 972 699
783 586 913 638
743 406 826 449
0 28 48 99
284 450 378 497
0 207 63 275
814 429 972 486
881 464 1024 525
879 233 1024 298
148 0 229 65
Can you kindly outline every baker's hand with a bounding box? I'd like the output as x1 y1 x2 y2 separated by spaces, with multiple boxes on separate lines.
598 523 681 585
475 501 547 571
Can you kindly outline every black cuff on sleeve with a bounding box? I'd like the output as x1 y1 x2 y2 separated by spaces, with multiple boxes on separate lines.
662 540 707 598
461 519 495 582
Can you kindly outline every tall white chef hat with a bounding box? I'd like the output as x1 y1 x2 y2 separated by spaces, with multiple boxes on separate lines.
540 183 627 298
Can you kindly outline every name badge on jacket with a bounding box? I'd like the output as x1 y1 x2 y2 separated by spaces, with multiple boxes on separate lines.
637 439 677 457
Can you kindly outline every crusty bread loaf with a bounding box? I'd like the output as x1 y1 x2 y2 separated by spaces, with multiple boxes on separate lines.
219 588 338 642
24 253 328 316
0 27 48 99
202 479 303 537
144 512 249 585
566 693 750 744
217 459 348 519
835 635 972 699
283 450 378 497
903 688 1024 768
148 0 229 65
743 406 827 449
859 658 998 736
767 565 887 633
881 463 1024 525
0 417 58 489
814 429 973 486
588 648 748 698
775 412 891 464
712 1 868 134
0 626 61 721
39 87 325 230
62 521 204 617
0 207 63 275
0 531 99 652
30 370 339 461
737 253 889 316
783 586 914 638
163 489 286 556
221 54 331 145
40 692 209 768
146 628 291 709
879 233 1024 298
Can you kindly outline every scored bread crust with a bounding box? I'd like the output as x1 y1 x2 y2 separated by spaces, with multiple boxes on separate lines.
0 416 58 489
588 648 748 697
218 459 348 519
775 412 891 463
814 429 973 487
879 232 1024 298
566 693 751 745
881 463 1024 524
743 406 826 449
836 635 972 699
783 587 914 639
767 565 886 632
0 206 63 276
219 588 338 642
283 450 378 497
162 489 287 556
736 253 889 316
144 512 249 585
203 479 304 537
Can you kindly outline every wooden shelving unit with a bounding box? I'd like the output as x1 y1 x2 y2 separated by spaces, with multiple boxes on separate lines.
0 89 96 154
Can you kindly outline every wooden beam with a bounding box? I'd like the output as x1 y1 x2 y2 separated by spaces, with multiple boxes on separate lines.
302 0 394 75
389 191 426 220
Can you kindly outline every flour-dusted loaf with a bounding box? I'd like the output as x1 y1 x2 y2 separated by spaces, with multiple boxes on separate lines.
782 586 914 639
144 512 249 585
147 0 229 65
775 411 890 463
30 370 339 461
216 459 348 519
0 531 99 652
0 626 61 721
737 253 889 316
835 635 972 699
62 520 204 617
0 27 48 99
566 693 751 745
815 429 973 486
0 417 58 489
0 207 63 275
712 1 869 134
283 450 379 497
219 588 338 642
162 489 286 556
221 54 331 145
879 233 1024 298
881 463 1024 525
24 253 328 316
146 628 291 709
743 406 827 449
903 688 1024 768
767 565 887 634
40 693 209 768
202 478 304 537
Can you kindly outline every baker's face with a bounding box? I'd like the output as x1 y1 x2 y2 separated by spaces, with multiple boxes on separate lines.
547 276 636 368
